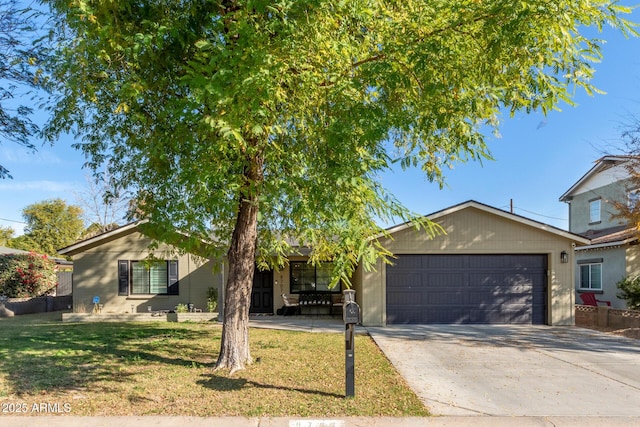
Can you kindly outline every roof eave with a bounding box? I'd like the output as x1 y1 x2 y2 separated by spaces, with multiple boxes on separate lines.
58 220 147 255
383 200 590 245
575 237 638 251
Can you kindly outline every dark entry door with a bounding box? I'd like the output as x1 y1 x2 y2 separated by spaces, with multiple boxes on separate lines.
250 268 273 314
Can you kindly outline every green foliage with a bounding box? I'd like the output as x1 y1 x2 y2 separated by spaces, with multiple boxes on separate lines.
42 1 637 284
174 303 188 313
0 226 14 246
14 199 84 256
0 0 49 179
0 253 57 298
207 287 218 313
616 276 640 310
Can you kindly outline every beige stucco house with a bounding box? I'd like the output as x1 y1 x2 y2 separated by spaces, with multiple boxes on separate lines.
58 223 223 314
59 201 589 326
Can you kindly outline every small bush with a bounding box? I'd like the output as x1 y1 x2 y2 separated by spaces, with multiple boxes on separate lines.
0 253 58 298
207 287 218 312
616 276 640 310
175 303 188 313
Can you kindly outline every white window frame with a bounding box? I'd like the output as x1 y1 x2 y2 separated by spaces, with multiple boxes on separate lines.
579 263 602 290
589 199 601 223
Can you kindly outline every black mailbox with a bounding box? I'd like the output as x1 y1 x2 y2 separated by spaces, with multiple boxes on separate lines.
343 301 360 324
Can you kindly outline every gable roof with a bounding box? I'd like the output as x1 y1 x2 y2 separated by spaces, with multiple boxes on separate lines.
385 200 591 245
57 221 145 256
60 200 592 256
559 155 635 202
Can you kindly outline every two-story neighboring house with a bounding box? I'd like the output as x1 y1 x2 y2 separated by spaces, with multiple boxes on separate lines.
560 155 640 308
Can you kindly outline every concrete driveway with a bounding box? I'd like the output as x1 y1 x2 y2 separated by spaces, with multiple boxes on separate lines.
367 325 640 417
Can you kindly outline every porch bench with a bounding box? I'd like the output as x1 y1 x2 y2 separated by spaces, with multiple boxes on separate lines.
298 291 341 315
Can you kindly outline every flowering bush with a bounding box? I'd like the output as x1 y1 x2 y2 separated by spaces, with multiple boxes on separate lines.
0 253 58 298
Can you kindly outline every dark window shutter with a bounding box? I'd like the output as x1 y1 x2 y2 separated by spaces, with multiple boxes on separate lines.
118 260 129 296
167 260 179 295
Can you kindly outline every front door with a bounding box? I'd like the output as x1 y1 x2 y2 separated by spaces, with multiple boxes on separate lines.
250 268 273 314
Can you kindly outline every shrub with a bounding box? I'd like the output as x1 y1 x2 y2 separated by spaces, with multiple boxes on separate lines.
207 287 218 312
616 276 640 310
0 253 58 298
175 303 188 313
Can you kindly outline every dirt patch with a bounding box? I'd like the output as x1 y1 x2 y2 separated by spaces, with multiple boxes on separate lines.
610 328 640 340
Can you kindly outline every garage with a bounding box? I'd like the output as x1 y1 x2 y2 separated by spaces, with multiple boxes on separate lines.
386 254 548 324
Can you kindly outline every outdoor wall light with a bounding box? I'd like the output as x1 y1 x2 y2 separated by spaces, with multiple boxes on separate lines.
560 250 569 263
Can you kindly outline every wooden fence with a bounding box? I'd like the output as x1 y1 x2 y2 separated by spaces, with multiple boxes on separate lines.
3 296 73 315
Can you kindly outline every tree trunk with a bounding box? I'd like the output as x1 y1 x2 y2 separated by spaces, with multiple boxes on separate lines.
214 155 262 374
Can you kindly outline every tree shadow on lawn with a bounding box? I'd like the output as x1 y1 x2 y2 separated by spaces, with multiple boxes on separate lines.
197 373 343 398
0 322 215 396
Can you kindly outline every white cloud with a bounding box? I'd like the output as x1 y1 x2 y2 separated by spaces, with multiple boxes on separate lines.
0 147 64 165
0 180 78 192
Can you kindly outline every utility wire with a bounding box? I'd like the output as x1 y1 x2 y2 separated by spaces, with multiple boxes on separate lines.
0 217 26 224
500 205 567 222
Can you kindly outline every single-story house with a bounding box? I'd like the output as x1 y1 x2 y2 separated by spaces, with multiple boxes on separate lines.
57 224 221 314
58 200 589 326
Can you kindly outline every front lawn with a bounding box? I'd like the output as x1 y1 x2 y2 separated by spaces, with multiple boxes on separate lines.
0 313 428 417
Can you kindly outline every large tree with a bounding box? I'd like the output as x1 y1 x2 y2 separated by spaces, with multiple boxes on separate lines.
11 198 84 256
0 0 46 178
42 0 636 372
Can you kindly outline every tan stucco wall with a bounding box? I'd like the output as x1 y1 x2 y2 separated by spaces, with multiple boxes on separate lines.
71 231 222 313
361 206 579 327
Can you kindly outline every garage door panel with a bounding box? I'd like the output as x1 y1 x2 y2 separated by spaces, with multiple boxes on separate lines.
386 291 423 306
426 256 466 269
424 290 465 305
387 271 422 287
425 272 465 287
386 254 547 325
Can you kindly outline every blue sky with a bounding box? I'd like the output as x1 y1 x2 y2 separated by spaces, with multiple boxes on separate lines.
1 10 640 235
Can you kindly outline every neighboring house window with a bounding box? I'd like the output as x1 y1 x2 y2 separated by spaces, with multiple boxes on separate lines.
118 260 179 296
589 199 601 223
290 261 338 293
579 263 602 290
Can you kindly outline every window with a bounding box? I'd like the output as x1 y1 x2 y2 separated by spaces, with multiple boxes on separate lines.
117 260 179 296
580 263 602 290
290 261 339 293
589 199 601 223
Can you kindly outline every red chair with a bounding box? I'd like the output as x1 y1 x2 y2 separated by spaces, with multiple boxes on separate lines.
579 292 611 306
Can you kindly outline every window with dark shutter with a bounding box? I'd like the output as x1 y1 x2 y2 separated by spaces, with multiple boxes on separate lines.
118 260 129 296
167 260 179 295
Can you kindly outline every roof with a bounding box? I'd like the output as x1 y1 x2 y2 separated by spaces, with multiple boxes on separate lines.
0 246 30 255
385 200 591 245
0 246 72 265
559 155 636 202
60 201 592 256
57 221 145 256
575 225 639 251
57 220 213 258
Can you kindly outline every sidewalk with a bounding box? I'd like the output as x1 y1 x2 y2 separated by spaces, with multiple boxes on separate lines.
2 415 640 426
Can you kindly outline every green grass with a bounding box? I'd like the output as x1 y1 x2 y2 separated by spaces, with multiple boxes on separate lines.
0 313 428 417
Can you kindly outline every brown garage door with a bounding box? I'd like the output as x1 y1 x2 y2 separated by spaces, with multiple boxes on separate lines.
386 254 547 324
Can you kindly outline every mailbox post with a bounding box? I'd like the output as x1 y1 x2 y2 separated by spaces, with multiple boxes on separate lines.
342 289 359 398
